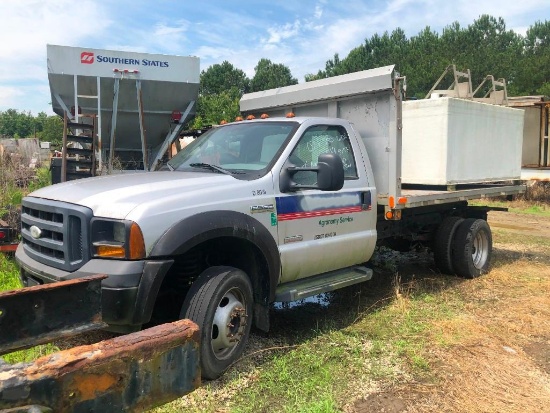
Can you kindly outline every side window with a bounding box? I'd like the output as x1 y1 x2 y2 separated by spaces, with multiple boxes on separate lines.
288 125 358 185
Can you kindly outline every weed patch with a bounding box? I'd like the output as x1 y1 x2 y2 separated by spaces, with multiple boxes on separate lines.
0 255 20 291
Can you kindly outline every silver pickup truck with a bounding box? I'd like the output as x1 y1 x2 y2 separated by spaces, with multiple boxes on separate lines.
16 66 524 379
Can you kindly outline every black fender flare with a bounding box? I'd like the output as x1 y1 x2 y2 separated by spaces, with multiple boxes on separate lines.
149 210 280 302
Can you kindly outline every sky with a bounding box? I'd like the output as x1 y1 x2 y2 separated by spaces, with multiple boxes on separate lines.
0 0 548 115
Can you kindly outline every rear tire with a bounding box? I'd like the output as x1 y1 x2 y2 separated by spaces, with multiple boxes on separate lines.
434 216 464 275
180 266 253 379
452 218 492 278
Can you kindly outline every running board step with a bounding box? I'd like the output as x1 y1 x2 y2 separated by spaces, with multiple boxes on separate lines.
275 266 373 302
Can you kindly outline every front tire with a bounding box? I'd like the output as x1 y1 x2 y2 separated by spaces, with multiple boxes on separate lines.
180 266 253 379
452 218 492 278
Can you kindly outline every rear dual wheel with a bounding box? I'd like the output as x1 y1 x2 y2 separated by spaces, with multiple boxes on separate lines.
434 216 464 275
452 218 492 278
434 217 492 278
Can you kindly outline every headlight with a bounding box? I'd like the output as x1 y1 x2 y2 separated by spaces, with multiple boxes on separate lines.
91 218 146 259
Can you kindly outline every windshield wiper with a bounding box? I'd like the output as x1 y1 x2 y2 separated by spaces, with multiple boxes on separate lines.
189 163 242 175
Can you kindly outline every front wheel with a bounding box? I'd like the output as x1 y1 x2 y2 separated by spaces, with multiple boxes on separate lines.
452 218 492 278
180 266 253 379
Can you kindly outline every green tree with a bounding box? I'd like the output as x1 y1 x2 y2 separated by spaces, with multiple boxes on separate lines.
250 58 298 92
407 27 445 97
308 15 530 98
192 90 241 128
514 20 550 95
440 16 522 93
306 28 411 81
305 53 340 81
38 115 64 145
200 61 250 98
0 109 36 138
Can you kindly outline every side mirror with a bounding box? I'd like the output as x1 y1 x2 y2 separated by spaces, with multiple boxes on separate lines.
280 153 345 192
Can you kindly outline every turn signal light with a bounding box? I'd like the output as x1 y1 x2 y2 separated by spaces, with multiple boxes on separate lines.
129 222 146 259
96 245 126 258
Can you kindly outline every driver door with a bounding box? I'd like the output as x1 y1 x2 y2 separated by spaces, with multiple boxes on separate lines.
275 123 376 284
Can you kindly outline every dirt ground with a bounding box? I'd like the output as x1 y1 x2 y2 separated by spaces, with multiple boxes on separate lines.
488 210 550 238
353 210 550 413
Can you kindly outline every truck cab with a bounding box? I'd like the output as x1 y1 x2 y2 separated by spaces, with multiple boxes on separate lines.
16 115 378 379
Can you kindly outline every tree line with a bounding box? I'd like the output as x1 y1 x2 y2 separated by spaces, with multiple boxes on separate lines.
0 109 63 144
305 15 550 99
2 15 549 136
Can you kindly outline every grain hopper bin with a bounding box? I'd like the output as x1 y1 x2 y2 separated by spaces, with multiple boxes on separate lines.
47 44 199 175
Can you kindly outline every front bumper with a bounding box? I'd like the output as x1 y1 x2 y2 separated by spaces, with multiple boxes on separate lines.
15 245 173 332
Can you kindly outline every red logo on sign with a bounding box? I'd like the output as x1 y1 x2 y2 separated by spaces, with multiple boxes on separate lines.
80 52 94 64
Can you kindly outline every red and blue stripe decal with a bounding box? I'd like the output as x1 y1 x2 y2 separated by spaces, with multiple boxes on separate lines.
276 191 370 221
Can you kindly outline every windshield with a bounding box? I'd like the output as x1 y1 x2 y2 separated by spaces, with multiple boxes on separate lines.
167 121 298 178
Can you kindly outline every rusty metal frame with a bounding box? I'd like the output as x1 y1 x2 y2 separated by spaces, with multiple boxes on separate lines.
0 319 200 412
0 276 107 355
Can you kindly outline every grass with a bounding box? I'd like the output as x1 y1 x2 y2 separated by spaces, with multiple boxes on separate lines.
154 271 468 412
1 150 50 228
492 228 550 248
0 254 20 291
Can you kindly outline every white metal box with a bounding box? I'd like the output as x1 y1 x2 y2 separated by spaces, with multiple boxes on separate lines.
402 98 524 185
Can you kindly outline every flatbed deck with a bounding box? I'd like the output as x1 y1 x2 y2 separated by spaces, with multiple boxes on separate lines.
378 183 526 209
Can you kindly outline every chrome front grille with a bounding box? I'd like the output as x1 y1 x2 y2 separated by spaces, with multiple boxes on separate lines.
21 197 93 272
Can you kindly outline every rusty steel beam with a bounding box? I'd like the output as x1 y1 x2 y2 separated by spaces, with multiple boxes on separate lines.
0 276 107 355
0 319 200 412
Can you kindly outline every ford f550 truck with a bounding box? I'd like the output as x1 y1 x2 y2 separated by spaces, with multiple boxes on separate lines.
15 65 524 379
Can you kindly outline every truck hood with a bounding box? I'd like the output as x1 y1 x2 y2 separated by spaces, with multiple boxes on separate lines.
29 171 239 219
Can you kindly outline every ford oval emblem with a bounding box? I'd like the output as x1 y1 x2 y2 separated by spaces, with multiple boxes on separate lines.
30 225 42 239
